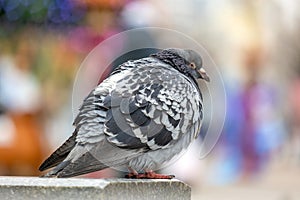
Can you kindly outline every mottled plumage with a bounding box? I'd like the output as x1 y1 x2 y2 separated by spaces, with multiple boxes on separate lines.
39 48 210 178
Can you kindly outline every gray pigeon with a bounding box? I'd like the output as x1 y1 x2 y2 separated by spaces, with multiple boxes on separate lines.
39 48 210 179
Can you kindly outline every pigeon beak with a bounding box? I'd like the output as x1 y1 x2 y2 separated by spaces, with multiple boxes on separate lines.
198 68 210 82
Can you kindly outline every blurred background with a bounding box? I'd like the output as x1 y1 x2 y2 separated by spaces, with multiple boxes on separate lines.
0 0 300 199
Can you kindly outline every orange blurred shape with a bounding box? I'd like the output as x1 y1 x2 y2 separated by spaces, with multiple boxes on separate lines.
0 113 45 176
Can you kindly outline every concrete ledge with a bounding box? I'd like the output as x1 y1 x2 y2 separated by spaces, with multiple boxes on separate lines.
0 176 191 200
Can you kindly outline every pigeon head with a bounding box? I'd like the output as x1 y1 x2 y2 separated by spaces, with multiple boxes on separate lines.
152 48 210 82
167 48 210 82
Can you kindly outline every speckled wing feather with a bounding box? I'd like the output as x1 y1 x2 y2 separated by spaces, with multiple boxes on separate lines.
102 58 203 151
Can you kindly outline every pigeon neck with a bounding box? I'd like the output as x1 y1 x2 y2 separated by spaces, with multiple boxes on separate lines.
151 50 201 94
151 50 189 75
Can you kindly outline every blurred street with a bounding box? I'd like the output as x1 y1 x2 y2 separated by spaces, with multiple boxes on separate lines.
193 160 300 200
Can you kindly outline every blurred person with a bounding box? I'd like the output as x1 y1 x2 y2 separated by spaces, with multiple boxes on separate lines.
0 42 45 176
209 46 286 184
235 47 284 181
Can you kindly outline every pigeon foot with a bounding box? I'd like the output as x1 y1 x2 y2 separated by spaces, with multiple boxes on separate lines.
125 171 175 179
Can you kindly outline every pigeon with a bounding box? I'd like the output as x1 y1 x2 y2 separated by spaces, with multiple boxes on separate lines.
39 48 210 179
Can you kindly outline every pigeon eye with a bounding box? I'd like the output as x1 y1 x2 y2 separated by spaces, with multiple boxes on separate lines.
190 62 196 69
